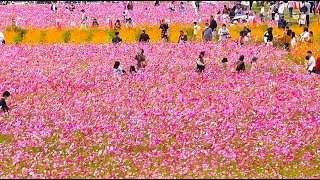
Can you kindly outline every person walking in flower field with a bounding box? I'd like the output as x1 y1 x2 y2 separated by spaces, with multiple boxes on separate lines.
218 24 230 42
159 19 169 42
209 15 217 39
80 9 87 29
193 20 201 42
202 22 212 43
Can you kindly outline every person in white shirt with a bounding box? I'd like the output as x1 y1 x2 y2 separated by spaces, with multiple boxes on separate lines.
123 9 130 22
126 18 134 28
214 11 221 22
193 20 201 42
300 27 309 42
113 61 125 76
191 1 198 15
218 24 230 42
291 31 297 47
222 14 230 25
80 9 87 29
274 13 280 21
51 2 58 11
0 31 4 45
260 4 265 22
168 1 175 11
278 2 285 15
306 51 316 74
298 12 306 26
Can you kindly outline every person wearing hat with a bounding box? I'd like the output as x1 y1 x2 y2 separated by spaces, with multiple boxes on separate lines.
202 22 212 42
277 15 288 29
196 51 207 73
193 20 201 42
139 29 150 42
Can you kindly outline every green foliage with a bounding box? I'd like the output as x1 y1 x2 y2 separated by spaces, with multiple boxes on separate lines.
106 29 116 42
62 29 71 43
185 27 194 39
40 30 47 43
13 27 27 44
85 29 93 43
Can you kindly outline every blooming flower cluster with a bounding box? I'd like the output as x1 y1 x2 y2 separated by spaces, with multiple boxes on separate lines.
0 2 225 29
0 42 319 178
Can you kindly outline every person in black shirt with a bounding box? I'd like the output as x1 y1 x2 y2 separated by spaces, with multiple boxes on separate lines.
129 66 137 74
178 30 187 43
159 19 169 42
50 2 57 11
92 18 99 28
264 27 273 46
236 55 245 72
139 29 150 42
209 15 217 31
69 2 75 11
229 8 235 19
112 32 122 44
127 2 133 10
0 91 10 114
209 15 217 38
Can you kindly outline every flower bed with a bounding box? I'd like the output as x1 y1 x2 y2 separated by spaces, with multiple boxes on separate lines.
3 22 319 64
0 2 225 29
0 43 319 178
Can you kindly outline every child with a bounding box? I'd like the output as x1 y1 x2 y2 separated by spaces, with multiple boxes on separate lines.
0 91 10 115
298 12 306 26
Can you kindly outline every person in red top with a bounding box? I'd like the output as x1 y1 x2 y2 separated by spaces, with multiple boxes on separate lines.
316 56 320 74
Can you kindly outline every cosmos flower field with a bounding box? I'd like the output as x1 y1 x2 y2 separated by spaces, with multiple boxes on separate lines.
0 1 320 179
